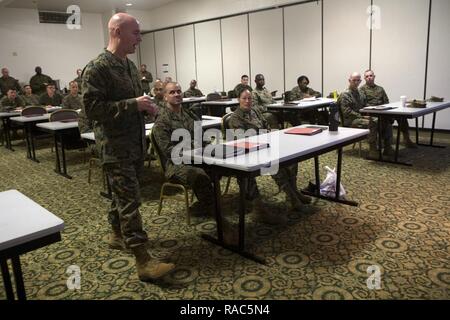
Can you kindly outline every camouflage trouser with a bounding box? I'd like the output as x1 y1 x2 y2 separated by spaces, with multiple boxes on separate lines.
239 164 298 200
169 164 214 208
351 116 392 146
104 159 148 248
394 117 410 136
262 111 280 129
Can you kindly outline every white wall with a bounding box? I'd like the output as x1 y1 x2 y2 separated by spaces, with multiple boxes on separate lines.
139 32 157 83
221 15 250 93
129 0 302 31
195 21 223 94
174 25 197 91
154 29 177 80
425 0 450 130
284 1 322 93
249 9 284 94
0 8 105 90
323 0 371 96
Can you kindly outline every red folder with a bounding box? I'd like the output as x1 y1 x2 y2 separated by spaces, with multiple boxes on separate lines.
230 141 270 152
285 127 323 135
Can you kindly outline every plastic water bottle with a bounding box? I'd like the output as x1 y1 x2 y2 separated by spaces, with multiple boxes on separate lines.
329 102 339 131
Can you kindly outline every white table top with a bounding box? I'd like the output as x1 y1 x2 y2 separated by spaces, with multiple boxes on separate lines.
182 96 206 103
0 190 64 251
202 98 239 106
80 118 222 142
360 101 450 117
0 111 21 118
37 121 78 131
183 125 369 172
11 114 50 123
267 97 336 110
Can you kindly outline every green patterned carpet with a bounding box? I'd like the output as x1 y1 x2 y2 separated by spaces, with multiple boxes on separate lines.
0 131 449 300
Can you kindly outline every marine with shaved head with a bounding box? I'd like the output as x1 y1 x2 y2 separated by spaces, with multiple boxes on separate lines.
338 72 393 158
82 13 174 282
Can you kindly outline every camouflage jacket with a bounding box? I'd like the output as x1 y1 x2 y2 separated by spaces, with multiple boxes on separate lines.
30 74 53 96
39 92 63 106
229 106 270 133
252 87 275 112
183 88 203 98
152 106 202 179
0 96 25 111
139 71 153 94
82 49 145 164
62 94 83 110
78 107 95 134
21 94 40 106
0 76 21 96
290 86 321 100
338 88 367 127
360 84 389 106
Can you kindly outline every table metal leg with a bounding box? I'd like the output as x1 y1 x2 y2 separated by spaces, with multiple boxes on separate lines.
314 156 320 197
11 256 26 300
53 133 72 179
416 112 445 149
3 118 14 151
1 258 15 301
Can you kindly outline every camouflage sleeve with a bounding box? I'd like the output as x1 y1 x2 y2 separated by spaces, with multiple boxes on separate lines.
17 96 25 108
290 87 300 100
29 77 39 95
183 90 192 98
149 72 153 83
228 113 242 131
382 88 389 104
82 63 138 123
152 120 175 163
309 88 322 98
338 92 361 119
251 91 261 106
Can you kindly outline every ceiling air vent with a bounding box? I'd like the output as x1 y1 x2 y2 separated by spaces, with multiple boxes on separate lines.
38 11 73 24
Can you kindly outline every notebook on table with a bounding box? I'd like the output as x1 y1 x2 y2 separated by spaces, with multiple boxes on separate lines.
210 144 245 159
230 141 270 152
284 127 323 135
363 105 397 110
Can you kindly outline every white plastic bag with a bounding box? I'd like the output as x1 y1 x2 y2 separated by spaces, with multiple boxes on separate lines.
320 166 346 199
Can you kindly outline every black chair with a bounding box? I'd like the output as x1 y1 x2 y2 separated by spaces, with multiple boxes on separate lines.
227 90 237 99
50 109 87 153
282 91 292 102
206 93 222 101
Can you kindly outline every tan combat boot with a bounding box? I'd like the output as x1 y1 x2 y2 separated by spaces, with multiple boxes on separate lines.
108 227 127 251
132 245 175 281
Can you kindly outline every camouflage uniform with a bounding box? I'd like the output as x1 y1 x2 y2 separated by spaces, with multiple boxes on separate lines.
290 85 323 124
228 106 299 200
139 70 153 95
183 88 203 98
62 94 83 110
82 49 148 248
0 76 21 96
30 74 53 96
338 88 391 147
360 83 407 140
1 95 25 111
39 92 63 106
251 87 279 129
152 106 214 209
21 94 40 106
